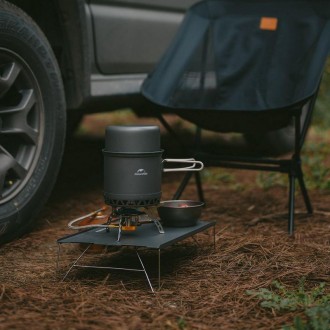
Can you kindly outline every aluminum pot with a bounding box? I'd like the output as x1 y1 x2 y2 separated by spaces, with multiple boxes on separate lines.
157 200 204 227
103 125 203 207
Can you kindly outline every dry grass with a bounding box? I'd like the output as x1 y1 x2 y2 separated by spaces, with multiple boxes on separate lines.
0 113 329 329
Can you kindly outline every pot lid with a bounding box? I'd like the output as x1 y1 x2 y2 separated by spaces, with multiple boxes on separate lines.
105 125 161 152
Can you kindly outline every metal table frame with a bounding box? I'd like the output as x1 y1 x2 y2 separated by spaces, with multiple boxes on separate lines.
57 220 216 292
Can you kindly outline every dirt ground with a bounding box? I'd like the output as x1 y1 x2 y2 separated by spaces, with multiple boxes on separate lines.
0 113 329 330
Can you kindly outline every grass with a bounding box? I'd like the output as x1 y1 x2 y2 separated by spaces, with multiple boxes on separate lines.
2 72 330 329
247 278 330 330
201 168 236 185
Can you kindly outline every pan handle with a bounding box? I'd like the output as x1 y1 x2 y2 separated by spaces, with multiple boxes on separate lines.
162 158 204 172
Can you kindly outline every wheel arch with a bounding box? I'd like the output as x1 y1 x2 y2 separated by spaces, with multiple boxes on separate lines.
6 0 92 110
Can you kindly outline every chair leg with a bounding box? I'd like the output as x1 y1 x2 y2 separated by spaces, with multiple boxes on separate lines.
288 173 296 236
172 171 205 202
297 170 313 214
173 171 194 200
194 171 205 203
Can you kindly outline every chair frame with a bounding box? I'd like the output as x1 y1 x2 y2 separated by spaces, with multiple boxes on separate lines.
156 91 319 235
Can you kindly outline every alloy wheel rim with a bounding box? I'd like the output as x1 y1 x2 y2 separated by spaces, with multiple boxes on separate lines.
0 48 44 205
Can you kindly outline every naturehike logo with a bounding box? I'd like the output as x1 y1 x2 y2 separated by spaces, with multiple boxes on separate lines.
134 169 148 176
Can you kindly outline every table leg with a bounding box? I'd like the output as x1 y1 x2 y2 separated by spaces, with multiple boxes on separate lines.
135 249 155 293
61 244 92 281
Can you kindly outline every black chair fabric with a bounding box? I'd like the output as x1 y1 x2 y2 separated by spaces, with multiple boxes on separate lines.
141 0 330 235
142 0 330 129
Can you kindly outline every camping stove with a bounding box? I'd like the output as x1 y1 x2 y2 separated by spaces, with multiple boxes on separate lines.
68 206 164 241
67 125 203 241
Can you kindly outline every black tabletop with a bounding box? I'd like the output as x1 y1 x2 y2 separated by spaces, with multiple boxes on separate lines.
57 220 215 249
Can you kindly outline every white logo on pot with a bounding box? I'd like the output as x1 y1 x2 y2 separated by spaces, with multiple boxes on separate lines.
134 169 148 176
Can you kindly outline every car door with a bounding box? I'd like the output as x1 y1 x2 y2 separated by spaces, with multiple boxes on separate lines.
88 0 198 75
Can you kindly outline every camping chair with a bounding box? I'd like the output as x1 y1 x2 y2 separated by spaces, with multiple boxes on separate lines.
141 0 330 235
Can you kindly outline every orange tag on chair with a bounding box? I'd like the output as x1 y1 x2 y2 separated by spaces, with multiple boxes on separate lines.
260 17 278 31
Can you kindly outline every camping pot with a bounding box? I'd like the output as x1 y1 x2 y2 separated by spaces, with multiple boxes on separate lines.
103 125 203 207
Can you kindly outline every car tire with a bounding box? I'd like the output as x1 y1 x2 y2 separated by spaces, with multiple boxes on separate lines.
66 111 84 137
0 1 66 244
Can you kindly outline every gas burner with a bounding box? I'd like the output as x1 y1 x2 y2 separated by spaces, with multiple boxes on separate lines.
113 207 146 217
67 206 164 241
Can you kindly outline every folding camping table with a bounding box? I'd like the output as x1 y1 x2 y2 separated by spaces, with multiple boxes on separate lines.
57 220 216 292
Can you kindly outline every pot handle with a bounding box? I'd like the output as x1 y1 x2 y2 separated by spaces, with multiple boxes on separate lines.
162 158 204 172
